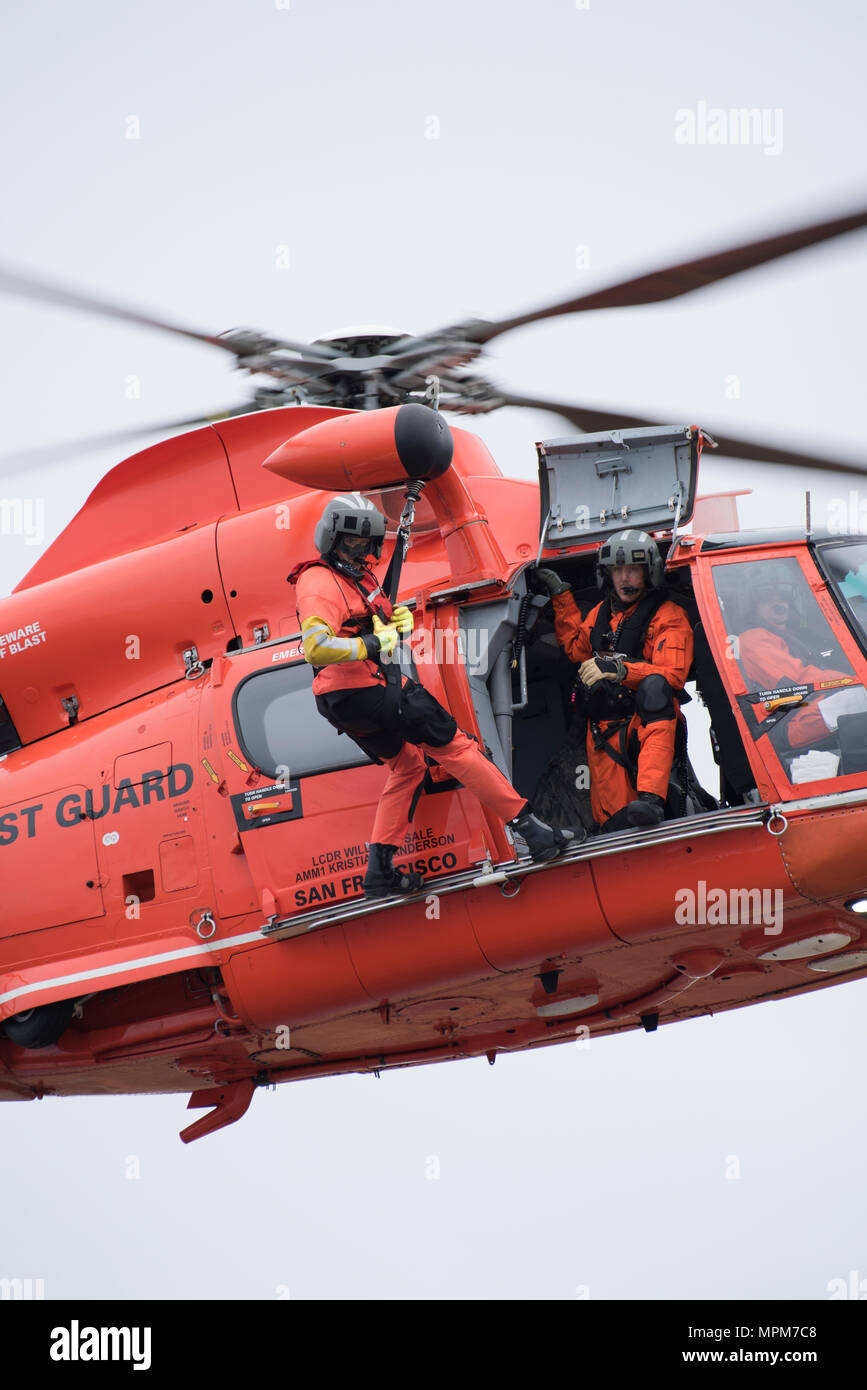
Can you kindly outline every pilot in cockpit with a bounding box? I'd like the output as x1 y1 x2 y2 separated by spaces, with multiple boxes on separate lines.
734 563 867 753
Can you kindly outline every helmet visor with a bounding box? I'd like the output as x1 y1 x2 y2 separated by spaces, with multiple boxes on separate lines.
337 533 380 560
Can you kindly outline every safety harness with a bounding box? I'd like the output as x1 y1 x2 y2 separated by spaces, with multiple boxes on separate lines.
291 553 406 733
576 589 668 721
589 588 668 660
289 556 394 625
582 587 676 785
290 556 396 673
290 554 469 818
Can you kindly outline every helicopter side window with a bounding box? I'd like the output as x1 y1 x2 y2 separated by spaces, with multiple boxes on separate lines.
232 660 371 780
0 695 21 757
712 557 867 784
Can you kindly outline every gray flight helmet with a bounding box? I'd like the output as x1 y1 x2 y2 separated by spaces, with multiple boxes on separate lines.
314 491 387 560
596 529 664 589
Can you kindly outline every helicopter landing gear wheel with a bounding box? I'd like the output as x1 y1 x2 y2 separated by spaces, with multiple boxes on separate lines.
3 999 75 1049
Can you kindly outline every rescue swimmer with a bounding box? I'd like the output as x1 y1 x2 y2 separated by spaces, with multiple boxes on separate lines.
536 530 694 832
291 493 577 898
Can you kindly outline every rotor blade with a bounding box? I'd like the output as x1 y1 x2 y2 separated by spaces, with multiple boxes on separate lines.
487 392 867 475
0 404 254 473
440 206 867 345
0 264 338 360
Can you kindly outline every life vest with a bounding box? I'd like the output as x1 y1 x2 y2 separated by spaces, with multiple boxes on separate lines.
578 588 669 720
588 587 668 659
290 556 398 689
289 556 394 627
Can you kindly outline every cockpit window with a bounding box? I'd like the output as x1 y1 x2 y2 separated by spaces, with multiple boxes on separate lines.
712 556 867 785
816 541 867 650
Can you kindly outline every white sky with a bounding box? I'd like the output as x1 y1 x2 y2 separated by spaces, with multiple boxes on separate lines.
1 0 866 1301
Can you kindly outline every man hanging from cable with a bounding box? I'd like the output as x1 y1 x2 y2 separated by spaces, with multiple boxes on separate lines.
291 492 577 899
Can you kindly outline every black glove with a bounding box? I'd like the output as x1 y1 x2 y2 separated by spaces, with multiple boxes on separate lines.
534 567 569 596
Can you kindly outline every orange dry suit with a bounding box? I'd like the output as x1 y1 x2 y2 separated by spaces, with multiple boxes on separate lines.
292 557 526 846
738 627 854 750
551 586 694 825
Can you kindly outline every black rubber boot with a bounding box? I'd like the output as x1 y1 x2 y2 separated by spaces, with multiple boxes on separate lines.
508 806 579 863
626 791 666 827
363 843 425 899
602 791 666 834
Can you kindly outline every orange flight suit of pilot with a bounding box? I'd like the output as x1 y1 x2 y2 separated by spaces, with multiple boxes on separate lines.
738 627 852 750
295 562 527 846
551 588 694 824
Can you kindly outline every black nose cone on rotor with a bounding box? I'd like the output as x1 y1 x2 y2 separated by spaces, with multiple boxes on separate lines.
394 402 454 481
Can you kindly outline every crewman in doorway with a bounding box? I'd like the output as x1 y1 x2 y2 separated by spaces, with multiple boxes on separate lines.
536 529 694 832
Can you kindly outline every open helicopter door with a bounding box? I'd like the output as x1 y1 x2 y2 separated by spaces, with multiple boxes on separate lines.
467 423 703 817
536 424 700 549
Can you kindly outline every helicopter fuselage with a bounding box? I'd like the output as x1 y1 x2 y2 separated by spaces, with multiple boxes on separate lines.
2 406 867 1141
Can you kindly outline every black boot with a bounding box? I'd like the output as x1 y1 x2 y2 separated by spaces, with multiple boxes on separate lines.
363 843 425 899
508 804 580 863
602 791 666 834
626 792 666 826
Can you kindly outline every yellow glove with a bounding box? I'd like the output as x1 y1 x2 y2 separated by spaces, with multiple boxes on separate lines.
391 605 414 636
579 655 626 688
372 613 399 656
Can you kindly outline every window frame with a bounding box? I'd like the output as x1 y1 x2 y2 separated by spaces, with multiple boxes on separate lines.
695 546 867 802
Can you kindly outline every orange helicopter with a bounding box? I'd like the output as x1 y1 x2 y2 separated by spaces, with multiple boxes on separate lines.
1 208 866 1144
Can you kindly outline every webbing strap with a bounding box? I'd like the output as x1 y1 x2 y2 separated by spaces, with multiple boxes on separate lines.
289 558 394 622
408 764 436 822
589 588 667 658
591 719 637 780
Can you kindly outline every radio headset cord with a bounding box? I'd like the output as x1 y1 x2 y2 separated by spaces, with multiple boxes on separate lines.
512 588 549 673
